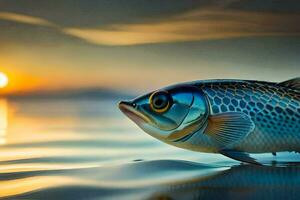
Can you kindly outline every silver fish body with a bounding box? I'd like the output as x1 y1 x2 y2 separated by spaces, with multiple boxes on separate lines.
189 80 300 153
119 78 300 164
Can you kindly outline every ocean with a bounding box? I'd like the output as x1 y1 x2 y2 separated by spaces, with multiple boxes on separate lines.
0 97 300 200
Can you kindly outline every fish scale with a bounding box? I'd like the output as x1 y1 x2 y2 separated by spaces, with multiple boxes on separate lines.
197 80 300 153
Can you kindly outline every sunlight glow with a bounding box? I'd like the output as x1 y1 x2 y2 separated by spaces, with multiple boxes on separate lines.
0 99 7 145
0 72 8 88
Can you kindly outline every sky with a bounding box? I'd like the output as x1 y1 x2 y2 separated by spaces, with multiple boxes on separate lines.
0 0 299 94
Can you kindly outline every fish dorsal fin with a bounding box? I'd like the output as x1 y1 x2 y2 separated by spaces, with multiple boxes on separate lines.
278 77 300 90
204 112 255 148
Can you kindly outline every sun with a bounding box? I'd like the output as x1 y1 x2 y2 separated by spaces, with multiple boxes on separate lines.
0 72 8 88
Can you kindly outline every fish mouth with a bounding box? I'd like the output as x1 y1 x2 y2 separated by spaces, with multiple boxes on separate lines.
118 101 150 124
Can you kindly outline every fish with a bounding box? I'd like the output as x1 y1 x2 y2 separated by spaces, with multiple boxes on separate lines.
119 78 300 165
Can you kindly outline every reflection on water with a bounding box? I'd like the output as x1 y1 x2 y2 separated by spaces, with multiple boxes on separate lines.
0 98 299 200
1 159 300 200
0 99 7 145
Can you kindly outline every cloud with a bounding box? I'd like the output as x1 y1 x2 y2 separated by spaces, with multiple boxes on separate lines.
1 9 300 46
0 12 54 26
63 9 300 46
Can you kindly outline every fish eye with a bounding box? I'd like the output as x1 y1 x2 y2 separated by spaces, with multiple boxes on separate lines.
149 90 172 113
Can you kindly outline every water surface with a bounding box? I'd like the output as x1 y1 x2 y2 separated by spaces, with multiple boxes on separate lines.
0 98 300 200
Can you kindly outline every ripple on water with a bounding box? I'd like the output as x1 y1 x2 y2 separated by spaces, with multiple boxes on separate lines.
1 99 300 200
1 160 300 200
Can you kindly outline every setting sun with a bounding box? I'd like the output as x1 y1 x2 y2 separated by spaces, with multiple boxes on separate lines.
0 72 8 88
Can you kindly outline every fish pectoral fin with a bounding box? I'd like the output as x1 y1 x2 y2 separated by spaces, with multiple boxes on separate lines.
278 77 300 90
204 112 255 148
220 150 262 165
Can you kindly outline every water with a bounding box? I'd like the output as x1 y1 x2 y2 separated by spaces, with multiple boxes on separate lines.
0 97 300 200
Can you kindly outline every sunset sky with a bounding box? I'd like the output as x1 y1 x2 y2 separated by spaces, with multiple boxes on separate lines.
0 0 299 94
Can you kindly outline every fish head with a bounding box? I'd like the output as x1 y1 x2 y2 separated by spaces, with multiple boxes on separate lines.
119 84 209 143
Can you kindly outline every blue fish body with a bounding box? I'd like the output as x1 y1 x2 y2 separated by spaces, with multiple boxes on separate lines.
188 79 300 153
119 78 300 164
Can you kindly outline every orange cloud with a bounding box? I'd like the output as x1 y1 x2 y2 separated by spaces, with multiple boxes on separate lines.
64 9 300 46
0 12 54 26
2 9 299 47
